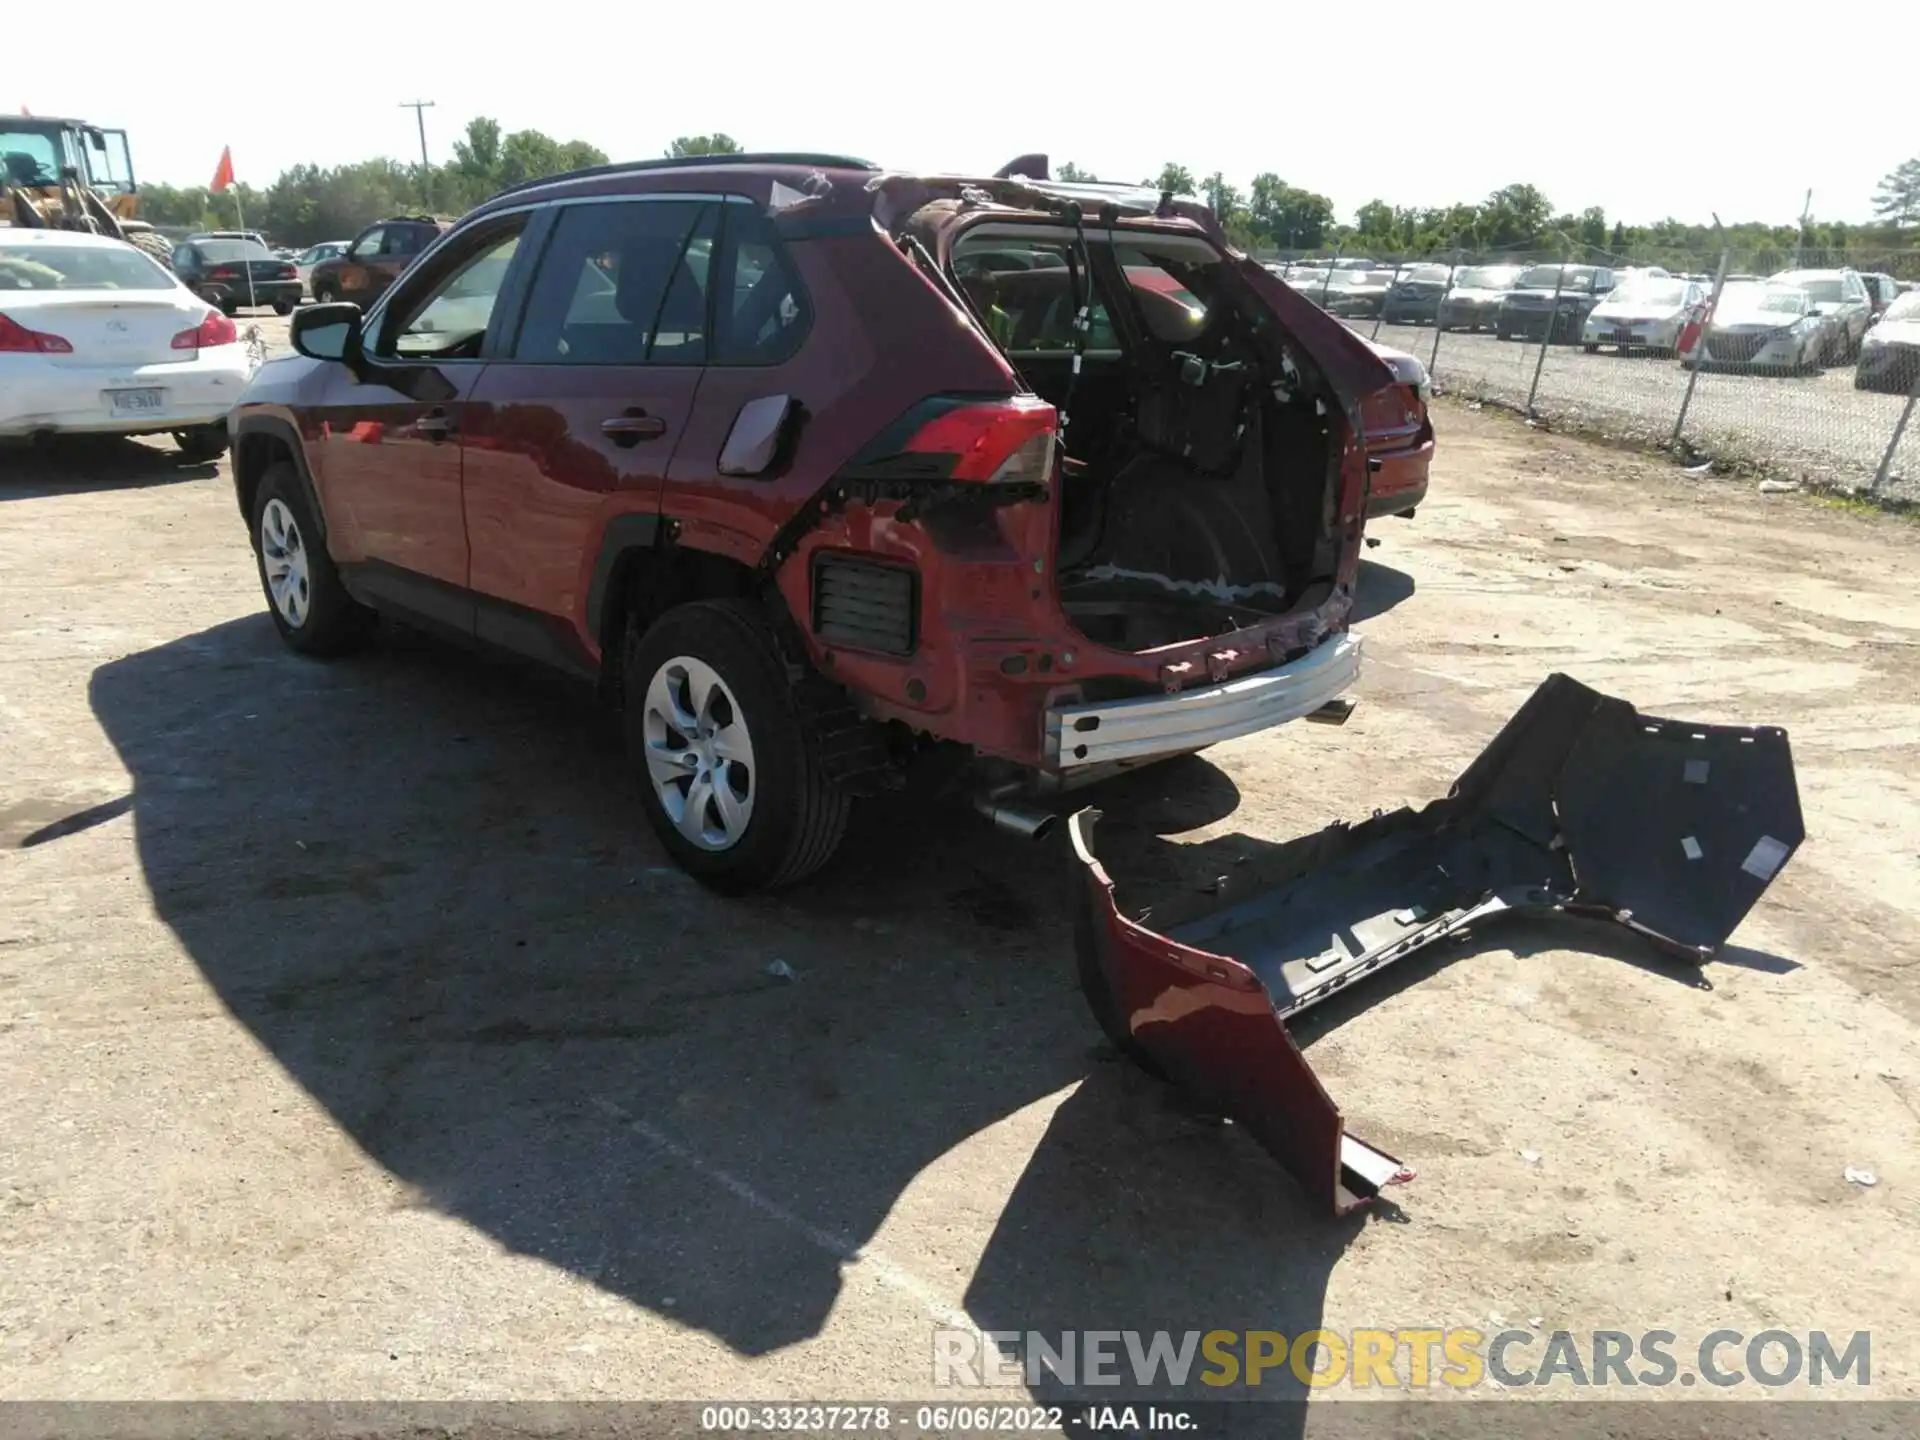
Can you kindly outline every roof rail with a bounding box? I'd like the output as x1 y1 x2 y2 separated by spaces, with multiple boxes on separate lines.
495 152 880 199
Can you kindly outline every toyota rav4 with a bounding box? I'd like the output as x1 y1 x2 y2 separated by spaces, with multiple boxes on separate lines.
228 152 1433 891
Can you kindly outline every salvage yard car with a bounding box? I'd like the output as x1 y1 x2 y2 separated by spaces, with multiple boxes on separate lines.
227 151 1432 891
1436 263 1522 332
1580 275 1707 356
1496 263 1615 343
1683 282 1831 374
307 215 450 307
1770 268 1874 363
1855 288 1920 393
1378 263 1455 325
0 228 248 459
170 235 301 316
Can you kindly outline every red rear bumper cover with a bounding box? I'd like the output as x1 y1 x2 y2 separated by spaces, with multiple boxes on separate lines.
1067 674 1805 1215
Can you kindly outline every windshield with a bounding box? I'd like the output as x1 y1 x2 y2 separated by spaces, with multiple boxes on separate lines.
1517 265 1594 292
1456 266 1520 290
1719 286 1806 316
1608 281 1687 308
1885 291 1920 323
197 240 274 262
1791 279 1845 304
0 127 61 186
1399 265 1453 284
0 242 176 291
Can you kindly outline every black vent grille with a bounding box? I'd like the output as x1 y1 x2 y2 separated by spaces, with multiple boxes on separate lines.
812 557 917 656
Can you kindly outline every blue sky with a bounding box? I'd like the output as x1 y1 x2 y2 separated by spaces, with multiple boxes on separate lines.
14 0 1913 227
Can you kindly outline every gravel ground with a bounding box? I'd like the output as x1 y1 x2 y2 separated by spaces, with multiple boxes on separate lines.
1364 319 1920 500
2 395 1918 1421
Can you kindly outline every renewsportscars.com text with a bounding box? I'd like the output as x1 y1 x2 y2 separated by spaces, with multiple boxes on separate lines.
933 1327 1871 1391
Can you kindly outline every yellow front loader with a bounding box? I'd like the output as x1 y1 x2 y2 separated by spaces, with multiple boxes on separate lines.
1 115 178 267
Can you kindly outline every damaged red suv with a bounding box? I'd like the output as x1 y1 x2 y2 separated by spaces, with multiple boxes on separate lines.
229 152 1434 891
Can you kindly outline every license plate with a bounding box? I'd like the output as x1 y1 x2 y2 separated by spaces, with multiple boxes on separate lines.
108 388 164 415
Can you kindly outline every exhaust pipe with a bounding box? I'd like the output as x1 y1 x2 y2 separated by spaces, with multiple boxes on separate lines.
973 796 1058 841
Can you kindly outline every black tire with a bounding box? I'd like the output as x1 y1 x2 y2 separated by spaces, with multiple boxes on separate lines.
1496 324 1513 341
314 282 338 306
126 229 176 270
1583 342 1600 354
248 461 371 657
172 425 227 463
218 299 238 317
623 599 851 893
273 298 295 316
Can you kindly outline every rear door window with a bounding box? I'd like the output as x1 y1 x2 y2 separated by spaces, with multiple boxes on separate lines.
514 199 716 365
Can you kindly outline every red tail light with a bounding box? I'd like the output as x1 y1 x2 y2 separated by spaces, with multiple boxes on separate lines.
900 396 1058 483
208 266 239 280
277 264 297 280
171 311 239 350
0 313 74 353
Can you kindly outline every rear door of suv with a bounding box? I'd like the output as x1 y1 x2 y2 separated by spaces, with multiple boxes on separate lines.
459 195 715 654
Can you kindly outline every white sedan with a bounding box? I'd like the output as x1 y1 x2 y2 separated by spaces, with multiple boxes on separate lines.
0 229 257 460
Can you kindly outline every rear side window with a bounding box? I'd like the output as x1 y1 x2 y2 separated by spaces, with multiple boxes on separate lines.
515 200 716 365
382 226 428 256
713 205 809 365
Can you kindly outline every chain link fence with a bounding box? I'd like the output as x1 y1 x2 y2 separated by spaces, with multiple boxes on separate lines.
1262 246 1920 503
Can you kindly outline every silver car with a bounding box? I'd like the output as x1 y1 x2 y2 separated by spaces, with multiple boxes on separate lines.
1771 268 1874 363
1685 284 1829 374
1582 277 1707 356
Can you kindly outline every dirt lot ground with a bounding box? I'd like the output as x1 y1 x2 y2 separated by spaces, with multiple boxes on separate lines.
2 396 1918 1416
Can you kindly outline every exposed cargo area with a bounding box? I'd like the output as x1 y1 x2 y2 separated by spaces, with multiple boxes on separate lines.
947 223 1343 653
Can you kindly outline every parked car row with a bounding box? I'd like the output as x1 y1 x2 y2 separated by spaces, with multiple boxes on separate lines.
149 217 450 317
1272 255 1914 389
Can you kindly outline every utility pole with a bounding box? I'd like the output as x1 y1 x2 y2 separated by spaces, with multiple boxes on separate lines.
1792 188 1813 268
400 100 435 208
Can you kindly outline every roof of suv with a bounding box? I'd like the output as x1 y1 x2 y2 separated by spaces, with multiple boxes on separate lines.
494 151 880 199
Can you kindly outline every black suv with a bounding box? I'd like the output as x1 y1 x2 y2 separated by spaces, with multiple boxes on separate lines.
306 215 450 307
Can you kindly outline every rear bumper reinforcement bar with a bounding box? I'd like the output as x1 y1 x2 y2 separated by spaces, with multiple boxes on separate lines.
1045 633 1362 769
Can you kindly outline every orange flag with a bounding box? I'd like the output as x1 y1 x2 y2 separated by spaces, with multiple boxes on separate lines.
210 146 235 194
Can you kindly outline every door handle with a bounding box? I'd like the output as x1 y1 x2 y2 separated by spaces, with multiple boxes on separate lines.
602 411 668 447
416 412 457 442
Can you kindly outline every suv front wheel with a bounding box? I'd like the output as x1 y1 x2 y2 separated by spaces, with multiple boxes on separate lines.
625 599 851 893
249 461 372 656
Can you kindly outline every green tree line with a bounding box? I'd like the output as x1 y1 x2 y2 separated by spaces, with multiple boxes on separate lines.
136 127 1920 274
1074 157 1920 273
135 123 742 246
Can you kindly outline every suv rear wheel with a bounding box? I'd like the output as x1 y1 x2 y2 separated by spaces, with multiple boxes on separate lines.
625 599 850 893
249 462 372 656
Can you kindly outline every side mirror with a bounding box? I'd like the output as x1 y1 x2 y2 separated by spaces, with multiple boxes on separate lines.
291 302 364 366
